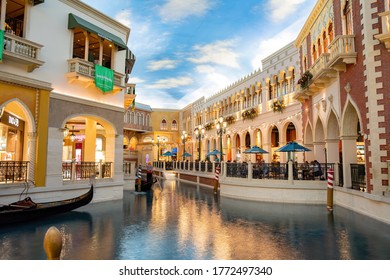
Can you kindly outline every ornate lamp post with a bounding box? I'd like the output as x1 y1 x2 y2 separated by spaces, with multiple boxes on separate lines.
181 131 188 161
215 116 227 161
152 135 165 162
194 125 205 161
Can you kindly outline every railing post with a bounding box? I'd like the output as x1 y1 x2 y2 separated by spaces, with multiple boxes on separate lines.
71 161 76 181
98 160 103 179
288 160 294 184
334 162 339 186
163 161 166 170
248 162 253 181
212 162 215 174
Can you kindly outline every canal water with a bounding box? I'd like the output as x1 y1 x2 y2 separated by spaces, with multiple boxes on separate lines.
1 178 389 260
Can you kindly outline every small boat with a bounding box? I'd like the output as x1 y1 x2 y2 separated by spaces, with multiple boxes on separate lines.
136 177 158 192
0 185 93 226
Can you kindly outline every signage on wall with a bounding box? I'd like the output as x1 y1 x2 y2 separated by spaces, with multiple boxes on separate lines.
0 111 25 131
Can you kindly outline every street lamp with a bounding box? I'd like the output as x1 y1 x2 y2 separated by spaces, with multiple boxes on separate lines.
181 131 188 161
152 135 165 162
215 116 227 162
194 125 205 161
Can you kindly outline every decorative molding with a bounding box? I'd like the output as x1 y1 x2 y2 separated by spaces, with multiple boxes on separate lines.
50 92 124 113
0 71 52 91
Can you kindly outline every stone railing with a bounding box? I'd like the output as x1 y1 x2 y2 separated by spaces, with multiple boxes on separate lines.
67 58 125 88
328 35 357 67
2 32 44 72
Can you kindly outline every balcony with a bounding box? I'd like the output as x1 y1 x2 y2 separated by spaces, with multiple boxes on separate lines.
66 58 125 93
328 35 357 71
2 32 44 72
124 123 152 132
295 35 356 101
375 11 390 51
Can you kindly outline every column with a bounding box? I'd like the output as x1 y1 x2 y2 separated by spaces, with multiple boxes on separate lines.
325 139 339 163
83 31 89 61
27 132 37 183
84 119 96 162
341 136 357 188
1 0 6 31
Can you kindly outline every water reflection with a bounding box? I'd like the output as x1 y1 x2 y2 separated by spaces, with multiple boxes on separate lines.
1 179 390 260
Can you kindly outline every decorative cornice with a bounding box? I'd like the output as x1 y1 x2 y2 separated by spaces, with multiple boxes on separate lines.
0 71 53 91
50 92 124 113
295 0 330 47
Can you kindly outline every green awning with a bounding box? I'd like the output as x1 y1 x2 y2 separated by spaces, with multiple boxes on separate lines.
68 13 127 50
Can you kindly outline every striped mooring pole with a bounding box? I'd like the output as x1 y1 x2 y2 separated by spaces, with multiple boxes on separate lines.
136 165 142 191
327 167 334 211
214 164 220 194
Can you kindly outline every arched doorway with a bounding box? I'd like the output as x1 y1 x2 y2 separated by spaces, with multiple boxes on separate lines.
0 99 36 183
62 115 116 180
271 126 280 162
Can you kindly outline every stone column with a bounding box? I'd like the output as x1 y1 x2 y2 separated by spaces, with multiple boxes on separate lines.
27 132 37 183
325 139 339 163
341 136 357 188
84 119 97 162
0 0 6 31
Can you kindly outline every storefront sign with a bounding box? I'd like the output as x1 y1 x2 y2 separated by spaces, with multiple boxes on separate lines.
0 111 25 131
95 64 114 93
0 30 4 61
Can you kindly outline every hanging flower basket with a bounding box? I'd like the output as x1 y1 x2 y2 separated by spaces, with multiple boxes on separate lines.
204 122 213 131
271 98 285 113
298 71 313 89
225 115 235 124
241 108 257 120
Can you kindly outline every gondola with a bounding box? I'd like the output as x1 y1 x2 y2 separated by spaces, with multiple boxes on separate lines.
0 185 93 226
136 177 158 192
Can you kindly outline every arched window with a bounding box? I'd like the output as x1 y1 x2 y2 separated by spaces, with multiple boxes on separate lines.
161 119 167 130
125 111 131 123
268 81 273 99
344 0 353 35
312 44 317 61
317 38 322 56
171 120 178 130
283 73 288 95
328 23 334 43
323 31 328 53
146 115 150 127
290 69 295 92
130 111 135 124
140 113 144 126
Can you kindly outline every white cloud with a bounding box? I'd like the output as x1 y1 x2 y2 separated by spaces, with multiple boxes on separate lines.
148 77 193 89
127 76 146 84
147 59 179 71
188 40 240 69
266 0 307 22
250 17 306 70
158 0 214 22
115 9 131 28
135 89 181 108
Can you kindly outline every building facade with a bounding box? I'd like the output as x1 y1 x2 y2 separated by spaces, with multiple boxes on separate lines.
295 0 390 195
1 0 134 200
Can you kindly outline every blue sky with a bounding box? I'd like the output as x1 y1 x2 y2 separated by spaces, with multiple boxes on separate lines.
83 0 317 109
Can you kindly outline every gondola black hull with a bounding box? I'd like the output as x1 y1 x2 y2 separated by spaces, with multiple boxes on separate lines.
136 178 157 192
0 185 93 226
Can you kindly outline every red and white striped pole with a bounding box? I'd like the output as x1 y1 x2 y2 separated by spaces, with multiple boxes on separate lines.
214 164 220 194
327 167 334 211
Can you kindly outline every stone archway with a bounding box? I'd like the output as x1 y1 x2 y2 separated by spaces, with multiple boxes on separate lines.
341 100 363 188
0 99 37 183
304 122 314 162
326 110 340 163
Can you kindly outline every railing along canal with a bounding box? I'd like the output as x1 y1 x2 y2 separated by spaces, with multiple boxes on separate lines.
62 161 112 180
0 161 29 184
150 160 361 190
